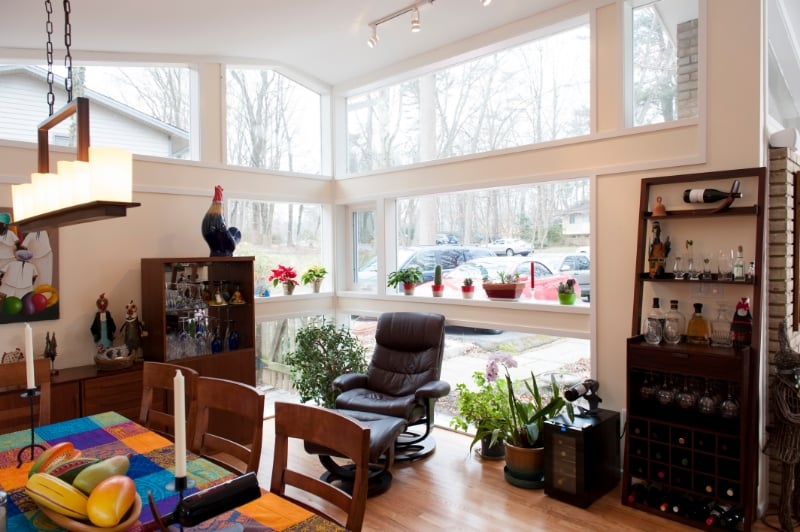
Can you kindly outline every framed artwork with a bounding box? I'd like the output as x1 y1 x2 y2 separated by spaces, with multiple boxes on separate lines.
0 208 59 323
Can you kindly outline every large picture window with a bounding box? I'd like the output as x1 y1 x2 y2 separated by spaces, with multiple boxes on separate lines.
346 19 590 174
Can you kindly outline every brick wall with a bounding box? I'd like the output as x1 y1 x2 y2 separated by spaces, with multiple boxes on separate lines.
767 147 800 506
677 19 699 120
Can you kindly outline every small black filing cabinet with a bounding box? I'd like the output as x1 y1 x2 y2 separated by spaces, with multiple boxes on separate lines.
543 408 620 508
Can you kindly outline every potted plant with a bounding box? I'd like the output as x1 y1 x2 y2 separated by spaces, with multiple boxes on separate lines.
461 277 475 299
387 267 423 295
432 265 444 297
283 318 368 408
557 278 577 305
482 272 525 301
269 264 299 295
450 369 509 458
484 353 572 487
301 265 327 293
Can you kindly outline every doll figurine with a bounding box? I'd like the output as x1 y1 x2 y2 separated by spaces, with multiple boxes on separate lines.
119 300 145 360
90 292 116 352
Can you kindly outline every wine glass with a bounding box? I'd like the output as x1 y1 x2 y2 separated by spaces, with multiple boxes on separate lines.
640 372 658 401
676 377 697 409
698 380 719 414
718 249 734 281
719 383 740 419
657 375 675 406
672 255 683 280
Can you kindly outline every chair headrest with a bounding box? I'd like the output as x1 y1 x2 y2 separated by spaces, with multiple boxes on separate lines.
375 312 445 352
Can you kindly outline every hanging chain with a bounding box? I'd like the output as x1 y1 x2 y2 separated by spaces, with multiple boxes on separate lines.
44 0 55 115
63 0 73 102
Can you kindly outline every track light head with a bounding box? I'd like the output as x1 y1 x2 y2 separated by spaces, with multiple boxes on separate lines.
367 26 379 48
411 7 420 32
482 0 492 5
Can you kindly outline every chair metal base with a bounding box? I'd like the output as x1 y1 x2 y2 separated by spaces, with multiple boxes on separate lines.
393 433 436 463
318 455 394 497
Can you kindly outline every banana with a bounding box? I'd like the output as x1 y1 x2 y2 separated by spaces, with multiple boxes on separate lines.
44 457 99 485
32 283 59 308
26 472 89 520
28 442 81 478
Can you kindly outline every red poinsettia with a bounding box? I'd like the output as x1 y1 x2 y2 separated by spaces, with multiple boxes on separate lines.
269 265 299 287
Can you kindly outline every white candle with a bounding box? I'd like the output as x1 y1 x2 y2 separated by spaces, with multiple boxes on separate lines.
173 370 187 478
24 323 35 390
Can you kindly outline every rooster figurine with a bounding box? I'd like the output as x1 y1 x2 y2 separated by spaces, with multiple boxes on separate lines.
201 185 241 256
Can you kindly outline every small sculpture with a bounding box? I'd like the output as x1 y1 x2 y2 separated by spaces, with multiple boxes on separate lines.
90 293 116 352
44 331 58 374
648 221 671 278
119 300 145 361
201 185 241 257
652 196 667 217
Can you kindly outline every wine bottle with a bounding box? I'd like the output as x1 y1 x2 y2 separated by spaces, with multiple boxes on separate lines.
626 483 647 504
645 484 668 509
705 504 730 527
719 506 745 528
564 379 599 402
159 473 261 527
683 187 742 203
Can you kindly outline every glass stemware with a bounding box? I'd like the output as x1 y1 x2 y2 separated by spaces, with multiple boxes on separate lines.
657 376 675 406
698 380 719 414
719 383 740 419
676 377 697 409
640 372 657 401
672 256 683 280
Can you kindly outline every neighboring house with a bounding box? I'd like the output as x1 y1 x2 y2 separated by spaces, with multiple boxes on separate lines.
0 66 189 159
559 201 590 237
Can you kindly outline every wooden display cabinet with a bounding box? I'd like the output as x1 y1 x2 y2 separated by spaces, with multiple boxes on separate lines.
623 168 765 531
140 257 256 386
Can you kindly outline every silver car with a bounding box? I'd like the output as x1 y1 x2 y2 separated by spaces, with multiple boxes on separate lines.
534 252 591 301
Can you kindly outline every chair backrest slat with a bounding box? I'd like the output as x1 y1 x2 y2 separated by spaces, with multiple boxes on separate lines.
139 362 199 441
0 358 51 432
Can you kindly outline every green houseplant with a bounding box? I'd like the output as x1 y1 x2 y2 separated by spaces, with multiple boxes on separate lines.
387 267 424 295
557 278 577 305
283 319 368 408
301 265 327 293
450 370 509 457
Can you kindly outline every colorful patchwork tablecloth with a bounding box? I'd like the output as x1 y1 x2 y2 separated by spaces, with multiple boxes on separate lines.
0 411 343 531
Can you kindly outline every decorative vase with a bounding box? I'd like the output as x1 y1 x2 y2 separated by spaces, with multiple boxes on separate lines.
283 282 296 296
312 279 322 293
402 283 415 296
462 286 474 299
504 442 545 488
558 293 576 305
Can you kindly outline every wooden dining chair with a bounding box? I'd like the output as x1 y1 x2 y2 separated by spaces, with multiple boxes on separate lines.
270 402 370 532
190 376 264 475
0 358 51 432
139 362 199 441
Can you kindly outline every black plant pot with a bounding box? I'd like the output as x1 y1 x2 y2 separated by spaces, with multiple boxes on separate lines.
479 435 505 459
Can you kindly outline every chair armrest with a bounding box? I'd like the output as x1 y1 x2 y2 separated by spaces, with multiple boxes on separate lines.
415 380 450 400
333 373 368 391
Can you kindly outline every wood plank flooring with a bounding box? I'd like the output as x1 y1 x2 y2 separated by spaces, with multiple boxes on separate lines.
256 420 776 531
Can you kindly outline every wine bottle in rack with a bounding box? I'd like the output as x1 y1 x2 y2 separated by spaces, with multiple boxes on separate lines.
626 483 647 504
645 484 668 509
683 186 742 204
705 504 731 527
719 506 745 528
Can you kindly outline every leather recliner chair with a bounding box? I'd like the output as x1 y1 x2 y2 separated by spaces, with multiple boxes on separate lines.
334 312 450 462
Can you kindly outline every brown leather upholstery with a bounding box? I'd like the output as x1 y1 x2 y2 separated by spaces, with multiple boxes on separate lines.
271 402 370 532
191 376 264 475
0 358 51 432
139 362 199 441
334 312 449 460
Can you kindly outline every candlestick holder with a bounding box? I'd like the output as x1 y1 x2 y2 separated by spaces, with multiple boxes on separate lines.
166 474 196 492
16 388 45 468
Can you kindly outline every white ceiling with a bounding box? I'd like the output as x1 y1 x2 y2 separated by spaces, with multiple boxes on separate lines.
1 0 569 87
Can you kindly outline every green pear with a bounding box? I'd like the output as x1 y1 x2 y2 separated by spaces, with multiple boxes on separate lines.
72 454 130 495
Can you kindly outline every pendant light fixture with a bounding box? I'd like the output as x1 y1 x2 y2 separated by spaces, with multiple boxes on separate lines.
12 0 140 232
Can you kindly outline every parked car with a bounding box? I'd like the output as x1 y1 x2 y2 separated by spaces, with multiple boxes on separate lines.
535 252 591 301
417 256 581 301
435 233 459 245
488 238 532 256
356 245 495 291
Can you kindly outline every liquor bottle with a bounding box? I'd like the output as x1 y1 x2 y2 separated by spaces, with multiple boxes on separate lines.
160 473 261 527
710 301 733 347
686 303 711 345
719 506 745 528
626 483 647 504
663 299 685 344
683 187 742 203
733 245 745 281
644 297 664 344
731 297 753 347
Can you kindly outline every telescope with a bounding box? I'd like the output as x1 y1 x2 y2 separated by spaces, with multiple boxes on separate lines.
564 379 601 416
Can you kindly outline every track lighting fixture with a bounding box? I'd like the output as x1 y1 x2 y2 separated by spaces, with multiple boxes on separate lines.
482 0 493 6
411 7 421 32
367 25 379 48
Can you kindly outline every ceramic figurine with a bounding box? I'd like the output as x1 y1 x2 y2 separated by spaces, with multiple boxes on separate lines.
90 292 116 352
201 185 241 257
652 195 667 216
119 300 145 360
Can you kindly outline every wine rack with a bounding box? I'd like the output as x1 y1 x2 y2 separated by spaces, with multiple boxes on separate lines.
624 168 765 531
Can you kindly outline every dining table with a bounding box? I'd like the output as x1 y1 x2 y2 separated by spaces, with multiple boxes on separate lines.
0 411 345 531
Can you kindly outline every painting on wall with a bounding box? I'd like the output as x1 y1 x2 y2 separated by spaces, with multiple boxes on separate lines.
0 208 59 324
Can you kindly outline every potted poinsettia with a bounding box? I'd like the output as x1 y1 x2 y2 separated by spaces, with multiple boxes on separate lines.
269 265 299 295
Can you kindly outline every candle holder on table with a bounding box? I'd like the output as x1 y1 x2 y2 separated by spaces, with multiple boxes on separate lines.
16 388 45 468
167 474 196 492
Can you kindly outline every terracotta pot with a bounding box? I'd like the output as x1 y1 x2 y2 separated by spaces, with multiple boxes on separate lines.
483 281 525 301
504 442 544 481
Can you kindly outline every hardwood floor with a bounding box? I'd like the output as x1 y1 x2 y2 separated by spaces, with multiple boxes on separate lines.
257 420 774 531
